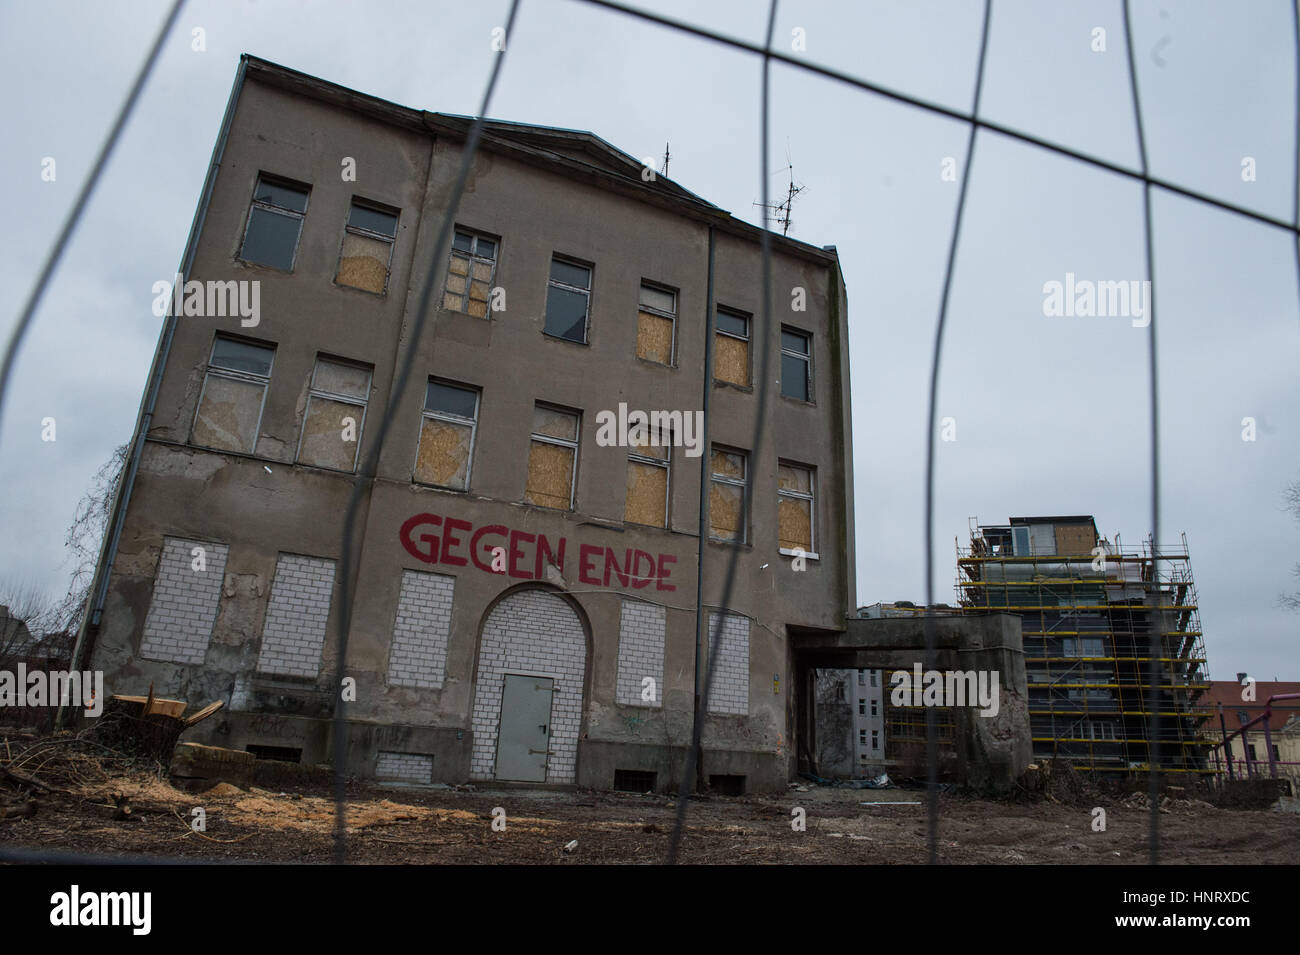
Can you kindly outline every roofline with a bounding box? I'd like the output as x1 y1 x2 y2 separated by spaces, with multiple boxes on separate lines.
240 54 840 266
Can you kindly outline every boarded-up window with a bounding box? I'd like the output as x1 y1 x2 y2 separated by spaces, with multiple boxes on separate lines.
637 283 676 364
525 405 579 510
625 426 670 527
544 257 591 343
443 229 497 317
777 462 814 552
239 175 308 270
709 446 747 542
191 337 275 453
336 201 398 294
714 308 750 386
415 379 479 489
296 357 371 472
780 327 811 401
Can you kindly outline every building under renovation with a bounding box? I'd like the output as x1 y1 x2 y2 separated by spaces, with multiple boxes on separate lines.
958 515 1214 776
72 56 857 792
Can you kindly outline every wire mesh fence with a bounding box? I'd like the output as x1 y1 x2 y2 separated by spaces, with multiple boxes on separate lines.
2 0 1298 867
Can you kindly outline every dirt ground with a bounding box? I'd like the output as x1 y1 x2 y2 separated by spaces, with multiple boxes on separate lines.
2 754 1296 864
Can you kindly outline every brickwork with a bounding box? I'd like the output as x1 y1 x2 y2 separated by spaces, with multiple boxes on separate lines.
139 537 229 664
615 599 665 707
707 611 750 715
375 751 434 783
256 554 336 678
386 570 455 688
470 589 586 782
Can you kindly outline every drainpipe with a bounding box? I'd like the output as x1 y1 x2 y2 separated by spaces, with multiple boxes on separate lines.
690 224 716 793
64 57 251 714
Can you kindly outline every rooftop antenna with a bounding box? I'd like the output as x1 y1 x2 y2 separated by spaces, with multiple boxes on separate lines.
661 142 670 178
753 145 804 236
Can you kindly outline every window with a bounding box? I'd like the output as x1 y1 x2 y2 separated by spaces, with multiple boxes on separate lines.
239 175 308 270
859 729 867 746
544 257 591 343
625 424 670 527
870 700 878 717
1012 525 1031 556
415 380 479 490
297 357 372 472
870 670 878 688
336 201 398 294
1064 637 1104 657
857 670 865 686
871 730 879 750
714 308 750 386
443 228 497 317
708 446 748 542
1247 744 1258 761
780 327 812 401
192 336 275 453
777 462 815 554
637 283 676 364
1086 722 1115 741
858 699 866 715
525 404 580 510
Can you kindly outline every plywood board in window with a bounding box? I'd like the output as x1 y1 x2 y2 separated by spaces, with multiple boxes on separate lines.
415 418 471 488
779 497 812 550
714 334 749 385
336 233 389 293
525 441 574 509
637 311 673 364
625 461 667 526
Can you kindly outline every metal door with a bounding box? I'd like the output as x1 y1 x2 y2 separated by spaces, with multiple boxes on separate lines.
495 674 554 781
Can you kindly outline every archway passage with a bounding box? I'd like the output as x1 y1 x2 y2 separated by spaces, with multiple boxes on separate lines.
469 588 587 782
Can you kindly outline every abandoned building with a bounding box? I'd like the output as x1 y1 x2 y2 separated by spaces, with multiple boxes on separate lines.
958 515 1214 776
72 56 860 792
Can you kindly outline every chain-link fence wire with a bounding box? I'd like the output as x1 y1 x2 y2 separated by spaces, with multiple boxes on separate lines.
2 0 1299 867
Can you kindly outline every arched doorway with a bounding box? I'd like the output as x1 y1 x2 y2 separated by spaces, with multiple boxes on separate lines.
469 588 588 782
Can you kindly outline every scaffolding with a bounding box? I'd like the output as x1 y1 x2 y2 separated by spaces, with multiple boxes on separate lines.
956 517 1215 775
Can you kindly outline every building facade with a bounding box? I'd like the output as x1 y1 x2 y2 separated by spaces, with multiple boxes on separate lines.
74 57 855 793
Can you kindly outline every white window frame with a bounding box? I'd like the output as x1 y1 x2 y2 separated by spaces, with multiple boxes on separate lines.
191 336 276 454
337 199 399 294
626 424 671 528
295 356 372 473
637 281 677 365
780 325 813 401
709 445 748 544
444 227 499 315
714 306 750 384
239 174 309 271
544 256 592 344
777 461 817 559
529 403 581 511
414 379 481 491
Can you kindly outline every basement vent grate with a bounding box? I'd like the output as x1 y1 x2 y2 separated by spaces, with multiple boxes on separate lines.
246 745 302 763
613 769 657 793
709 774 746 796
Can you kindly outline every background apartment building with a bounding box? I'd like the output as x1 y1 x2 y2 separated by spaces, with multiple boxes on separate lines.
958 515 1213 775
74 56 855 793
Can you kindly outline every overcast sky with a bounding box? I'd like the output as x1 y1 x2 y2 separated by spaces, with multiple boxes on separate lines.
2 0 1297 681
